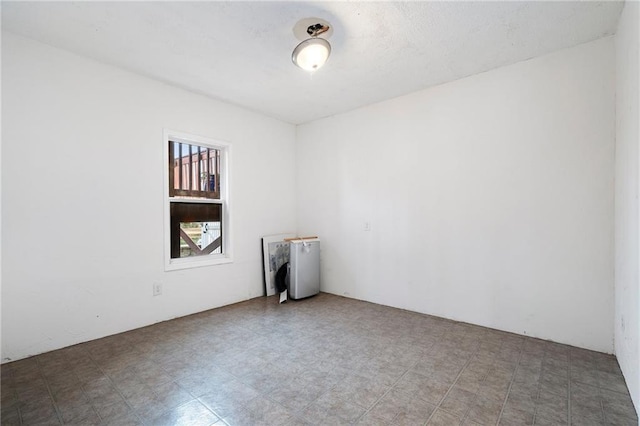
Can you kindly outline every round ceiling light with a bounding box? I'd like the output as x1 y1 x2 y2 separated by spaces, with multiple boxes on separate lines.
292 37 331 71
292 21 332 72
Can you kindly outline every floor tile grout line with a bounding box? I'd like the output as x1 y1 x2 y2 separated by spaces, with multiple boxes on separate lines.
422 336 484 426
4 369 26 426
412 339 462 425
531 347 550 426
83 348 154 426
262 357 351 423
567 348 572 425
347 359 412 424
598 367 607 424
34 356 65 425
195 394 235 424
494 340 525 425
459 336 513 426
14 372 25 425
230 352 374 424
168 356 236 423
350 343 434 425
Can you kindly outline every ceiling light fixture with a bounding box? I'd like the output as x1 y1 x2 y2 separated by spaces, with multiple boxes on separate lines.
292 22 331 72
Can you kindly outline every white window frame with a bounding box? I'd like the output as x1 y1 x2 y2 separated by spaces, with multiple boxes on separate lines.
163 129 232 271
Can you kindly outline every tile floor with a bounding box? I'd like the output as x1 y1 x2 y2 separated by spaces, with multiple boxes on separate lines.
1 293 637 426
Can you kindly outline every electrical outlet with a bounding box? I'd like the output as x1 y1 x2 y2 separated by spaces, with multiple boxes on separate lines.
364 221 371 231
153 282 162 296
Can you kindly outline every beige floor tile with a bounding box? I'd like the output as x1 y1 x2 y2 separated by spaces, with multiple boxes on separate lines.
1 293 636 426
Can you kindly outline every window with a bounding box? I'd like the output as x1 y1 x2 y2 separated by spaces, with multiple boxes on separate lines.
164 130 231 270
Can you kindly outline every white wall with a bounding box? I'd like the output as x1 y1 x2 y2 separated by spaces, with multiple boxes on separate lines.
296 37 615 353
615 0 640 412
0 28 623 365
1 33 297 362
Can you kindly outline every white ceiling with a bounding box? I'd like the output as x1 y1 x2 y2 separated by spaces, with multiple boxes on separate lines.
1 1 624 124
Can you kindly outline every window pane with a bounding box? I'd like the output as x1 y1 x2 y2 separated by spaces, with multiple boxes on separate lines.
182 143 190 191
172 142 180 190
198 146 205 192
179 221 221 257
169 141 221 199
170 202 222 259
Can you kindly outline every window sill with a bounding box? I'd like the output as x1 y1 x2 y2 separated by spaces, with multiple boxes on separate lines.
165 255 233 271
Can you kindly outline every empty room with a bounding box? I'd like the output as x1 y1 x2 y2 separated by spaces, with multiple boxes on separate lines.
1 1 638 425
